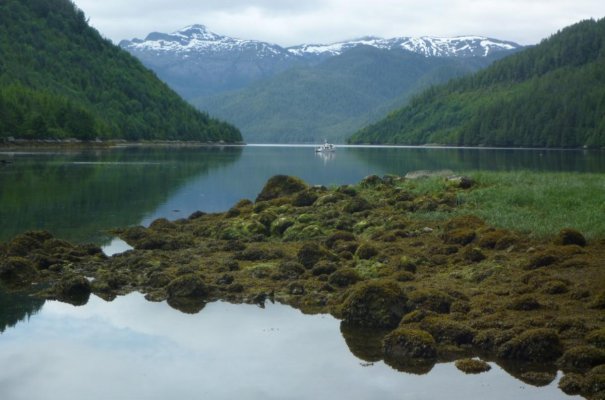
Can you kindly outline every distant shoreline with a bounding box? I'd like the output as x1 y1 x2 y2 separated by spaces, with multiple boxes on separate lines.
0 139 246 149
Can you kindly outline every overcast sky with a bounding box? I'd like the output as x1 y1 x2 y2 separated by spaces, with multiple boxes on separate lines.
72 0 605 46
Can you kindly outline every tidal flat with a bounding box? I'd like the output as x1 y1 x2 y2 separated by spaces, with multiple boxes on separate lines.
1 172 604 399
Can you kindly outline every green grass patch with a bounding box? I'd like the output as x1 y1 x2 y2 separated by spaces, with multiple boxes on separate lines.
398 171 605 239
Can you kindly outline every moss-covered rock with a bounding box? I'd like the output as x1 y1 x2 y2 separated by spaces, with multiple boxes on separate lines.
311 260 337 276
5 231 50 257
591 290 605 309
559 373 586 395
555 228 587 247
255 175 307 202
341 280 408 328
407 289 453 314
292 190 318 207
343 197 372 213
297 243 325 269
383 328 437 359
587 328 605 348
0 257 39 286
276 261 306 280
557 346 605 370
420 316 475 345
328 268 361 288
270 217 296 236
442 229 476 246
455 358 491 374
507 295 542 311
525 252 558 270
166 274 207 299
355 243 378 260
56 274 91 306
461 247 486 263
497 329 562 362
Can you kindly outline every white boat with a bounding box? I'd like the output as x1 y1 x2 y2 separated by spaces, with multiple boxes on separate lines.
315 140 336 153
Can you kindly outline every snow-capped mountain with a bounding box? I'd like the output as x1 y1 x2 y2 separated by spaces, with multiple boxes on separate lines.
121 24 520 59
119 24 521 100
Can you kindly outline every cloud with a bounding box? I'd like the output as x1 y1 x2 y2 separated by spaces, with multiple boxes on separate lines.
74 0 605 46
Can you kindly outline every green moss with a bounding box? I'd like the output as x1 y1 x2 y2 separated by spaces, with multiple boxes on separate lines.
341 280 408 328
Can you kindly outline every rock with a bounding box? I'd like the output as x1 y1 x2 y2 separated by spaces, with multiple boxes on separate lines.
557 346 605 370
255 175 308 202
343 197 372 213
587 328 605 348
56 275 91 306
288 282 305 295
420 316 475 345
507 294 541 311
0 257 39 286
405 170 454 180
328 268 361 287
525 252 558 270
292 190 318 207
383 328 437 359
519 371 556 386
311 261 337 276
355 243 378 260
555 228 587 247
407 289 453 314
497 328 562 362
558 373 585 395
166 274 207 299
455 358 491 374
341 280 408 328
446 175 474 189
461 246 486 263
297 243 324 269
276 261 306 279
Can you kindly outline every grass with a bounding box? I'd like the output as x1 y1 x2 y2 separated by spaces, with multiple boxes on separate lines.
399 171 605 239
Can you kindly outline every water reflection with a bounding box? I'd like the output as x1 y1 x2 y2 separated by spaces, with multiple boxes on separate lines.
0 288 45 333
0 146 242 243
0 293 582 400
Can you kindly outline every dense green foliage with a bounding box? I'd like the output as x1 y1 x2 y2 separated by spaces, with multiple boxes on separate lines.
349 18 605 148
196 46 509 143
0 0 241 142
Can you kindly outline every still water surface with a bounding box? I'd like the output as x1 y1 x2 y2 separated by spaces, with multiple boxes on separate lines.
0 145 601 399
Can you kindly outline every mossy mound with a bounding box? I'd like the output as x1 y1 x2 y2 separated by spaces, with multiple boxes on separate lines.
455 358 491 374
341 280 408 328
166 274 208 299
55 274 91 306
0 257 39 287
383 328 437 359
420 316 475 345
328 268 361 288
556 228 587 247
255 175 308 202
355 243 378 260
407 289 453 314
497 329 562 362
558 346 605 370
587 329 605 348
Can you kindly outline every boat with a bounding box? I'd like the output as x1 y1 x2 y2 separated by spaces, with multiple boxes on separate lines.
315 140 336 153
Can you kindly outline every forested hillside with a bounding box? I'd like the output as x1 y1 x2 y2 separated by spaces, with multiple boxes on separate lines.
0 0 241 142
349 18 605 148
197 46 510 143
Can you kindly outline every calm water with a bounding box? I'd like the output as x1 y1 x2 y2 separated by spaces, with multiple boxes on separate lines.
0 145 601 399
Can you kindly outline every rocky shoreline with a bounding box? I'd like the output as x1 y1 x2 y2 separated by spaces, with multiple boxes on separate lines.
1 174 604 398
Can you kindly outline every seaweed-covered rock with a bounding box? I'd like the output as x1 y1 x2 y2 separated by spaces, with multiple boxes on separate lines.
311 261 337 276
407 289 453 314
297 243 325 269
461 247 486 263
525 252 558 270
557 346 605 370
497 329 562 362
383 328 437 359
166 274 207 299
420 316 475 345
0 257 39 286
558 373 585 395
455 358 491 374
507 295 541 311
519 371 557 387
270 217 295 236
587 328 605 348
56 275 91 306
341 280 408 328
355 243 378 260
555 228 587 247
343 197 372 213
473 329 516 352
276 261 306 279
292 190 318 207
5 231 50 256
328 268 361 288
255 175 307 202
